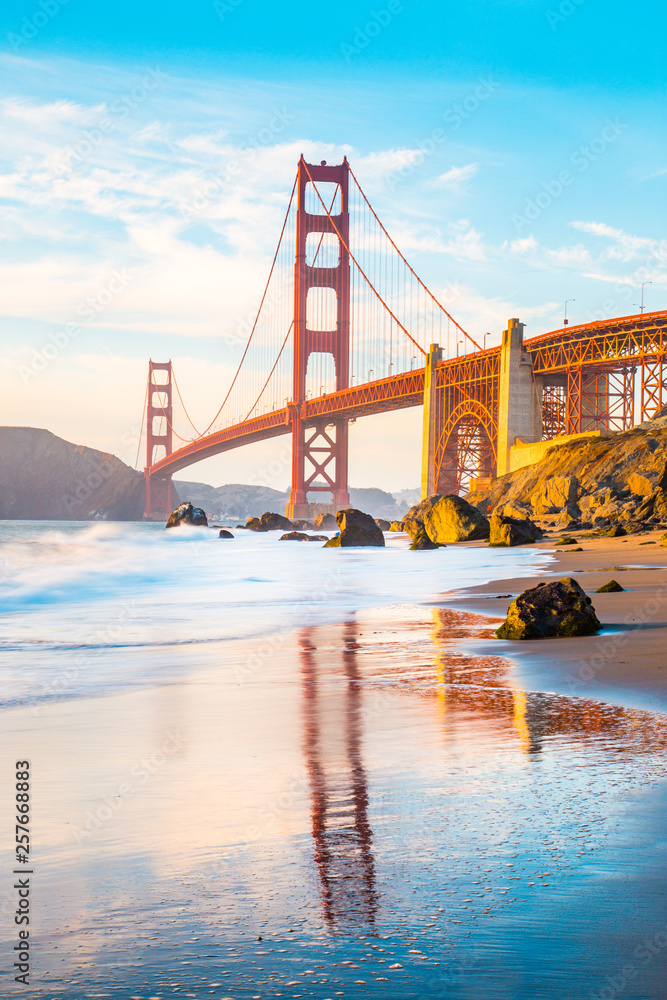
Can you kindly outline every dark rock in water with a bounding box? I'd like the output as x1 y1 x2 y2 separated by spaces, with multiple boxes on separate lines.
246 516 267 532
595 579 624 592
279 531 310 541
259 511 293 531
489 512 542 547
409 530 439 550
314 512 338 529
235 524 246 529
424 494 490 544
309 534 329 542
375 518 391 531
218 529 234 538
600 524 627 537
292 519 314 530
166 502 208 529
323 508 385 547
496 577 601 640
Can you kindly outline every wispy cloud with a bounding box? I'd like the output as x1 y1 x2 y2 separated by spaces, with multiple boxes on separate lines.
431 162 479 191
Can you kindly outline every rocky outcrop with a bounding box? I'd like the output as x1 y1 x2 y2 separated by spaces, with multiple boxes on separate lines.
389 520 404 531
375 518 391 531
292 519 315 530
496 577 601 640
218 529 234 538
423 495 490 544
323 508 385 547
595 579 624 592
466 423 667 534
314 512 337 529
489 512 542 547
247 511 294 531
166 502 208 529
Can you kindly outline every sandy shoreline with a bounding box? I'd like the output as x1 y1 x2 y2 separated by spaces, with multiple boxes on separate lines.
442 527 667 716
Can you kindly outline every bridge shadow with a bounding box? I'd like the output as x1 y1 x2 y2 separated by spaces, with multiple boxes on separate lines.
299 621 378 933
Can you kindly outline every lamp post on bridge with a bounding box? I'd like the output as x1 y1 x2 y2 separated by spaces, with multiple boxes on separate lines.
634 281 652 315
563 298 575 326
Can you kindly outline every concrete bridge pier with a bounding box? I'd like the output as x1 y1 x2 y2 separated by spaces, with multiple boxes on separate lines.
496 318 542 477
420 343 443 499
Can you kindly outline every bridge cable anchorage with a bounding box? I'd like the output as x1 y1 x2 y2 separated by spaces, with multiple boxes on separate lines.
196 173 299 439
347 163 481 353
301 160 427 358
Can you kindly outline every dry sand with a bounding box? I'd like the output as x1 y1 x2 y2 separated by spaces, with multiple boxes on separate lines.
444 527 667 715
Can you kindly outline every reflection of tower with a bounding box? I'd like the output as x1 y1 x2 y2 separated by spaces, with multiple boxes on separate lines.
300 621 377 931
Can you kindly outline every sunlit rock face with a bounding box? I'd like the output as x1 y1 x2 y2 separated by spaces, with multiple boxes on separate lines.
496 577 601 640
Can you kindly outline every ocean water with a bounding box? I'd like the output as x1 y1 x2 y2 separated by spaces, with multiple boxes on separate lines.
0 519 548 710
1 521 667 1000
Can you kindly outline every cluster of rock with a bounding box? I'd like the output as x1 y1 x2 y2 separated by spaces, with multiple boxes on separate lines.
323 508 385 547
492 466 667 536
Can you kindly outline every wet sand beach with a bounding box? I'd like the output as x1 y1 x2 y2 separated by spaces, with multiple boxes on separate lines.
1 523 667 999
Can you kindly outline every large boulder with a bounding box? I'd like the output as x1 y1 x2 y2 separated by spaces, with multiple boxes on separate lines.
323 508 385 547
423 495 490 544
292 519 315 530
166 502 208 529
402 495 442 540
314 512 337 529
489 512 542 547
247 511 293 531
496 577 601 640
280 531 310 541
375 518 391 531
389 520 404 531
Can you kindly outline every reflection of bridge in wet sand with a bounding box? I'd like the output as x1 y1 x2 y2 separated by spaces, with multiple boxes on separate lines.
300 622 378 932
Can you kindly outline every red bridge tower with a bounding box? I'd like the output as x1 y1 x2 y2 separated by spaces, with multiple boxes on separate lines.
286 157 351 519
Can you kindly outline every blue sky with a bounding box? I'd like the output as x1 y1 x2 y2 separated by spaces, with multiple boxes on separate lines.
1 0 665 491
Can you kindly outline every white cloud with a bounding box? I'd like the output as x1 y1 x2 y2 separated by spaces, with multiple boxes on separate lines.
431 162 479 191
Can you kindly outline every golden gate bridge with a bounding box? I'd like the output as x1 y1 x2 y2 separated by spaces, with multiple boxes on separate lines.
140 155 667 520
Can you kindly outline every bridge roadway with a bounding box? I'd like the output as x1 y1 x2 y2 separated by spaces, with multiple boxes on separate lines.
148 309 667 480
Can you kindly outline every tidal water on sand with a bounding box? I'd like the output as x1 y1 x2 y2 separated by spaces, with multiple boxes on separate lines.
1 521 666 1000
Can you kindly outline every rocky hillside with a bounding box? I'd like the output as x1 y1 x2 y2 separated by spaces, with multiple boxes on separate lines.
0 427 145 520
174 481 409 520
1 426 416 522
465 419 667 531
